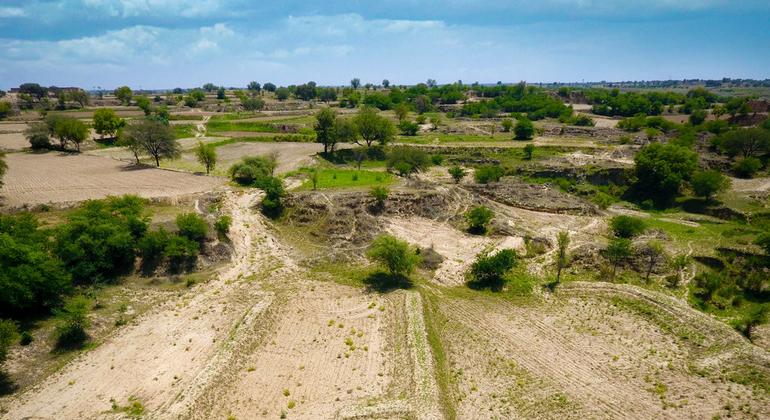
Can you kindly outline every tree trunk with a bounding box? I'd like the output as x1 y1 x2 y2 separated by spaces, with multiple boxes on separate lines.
155 155 160 166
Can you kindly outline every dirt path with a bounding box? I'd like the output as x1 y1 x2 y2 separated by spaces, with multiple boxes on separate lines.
1 191 276 419
195 116 210 138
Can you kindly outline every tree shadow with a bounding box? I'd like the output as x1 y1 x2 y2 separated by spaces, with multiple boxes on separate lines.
363 271 413 293
0 371 17 396
466 278 505 292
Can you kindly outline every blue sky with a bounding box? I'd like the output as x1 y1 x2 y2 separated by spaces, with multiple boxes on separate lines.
1 0 769 89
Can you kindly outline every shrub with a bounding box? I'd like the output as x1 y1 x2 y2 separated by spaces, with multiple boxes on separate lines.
691 170 731 201
689 109 707 125
176 213 208 243
228 155 277 186
733 157 762 178
632 143 697 206
387 146 429 176
398 121 419 136
370 186 389 208
603 238 632 278
54 196 148 284
523 144 535 160
25 122 51 150
164 235 199 273
367 234 420 277
242 97 265 111
572 114 595 127
137 228 170 272
54 296 90 350
261 176 286 218
448 166 466 183
609 215 646 238
501 119 513 132
514 117 535 140
465 206 494 234
214 216 232 238
430 154 444 165
474 165 503 184
466 249 518 290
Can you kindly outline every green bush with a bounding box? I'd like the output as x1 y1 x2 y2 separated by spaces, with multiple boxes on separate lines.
514 118 535 140
260 177 286 218
370 186 389 208
523 144 535 160
54 296 90 350
387 146 429 176
474 165 503 184
448 166 466 183
398 121 419 136
137 228 170 273
176 213 208 243
430 154 444 165
733 157 762 178
0 213 72 318
367 234 420 277
466 249 518 290
689 109 707 125
54 196 148 284
165 235 199 273
215 216 232 238
609 215 646 238
228 155 277 186
632 143 697 206
0 319 18 364
465 206 494 234
691 170 730 200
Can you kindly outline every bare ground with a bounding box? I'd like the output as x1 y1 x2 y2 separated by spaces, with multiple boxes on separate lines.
0 152 224 208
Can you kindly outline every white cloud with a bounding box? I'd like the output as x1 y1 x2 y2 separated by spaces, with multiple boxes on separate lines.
0 7 26 18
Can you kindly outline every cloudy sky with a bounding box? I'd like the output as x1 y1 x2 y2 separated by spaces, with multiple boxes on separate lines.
1 0 768 89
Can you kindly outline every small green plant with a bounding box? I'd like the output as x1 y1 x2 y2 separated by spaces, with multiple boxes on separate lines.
54 296 91 350
603 238 632 279
367 234 420 278
370 186 389 208
176 212 208 243
431 154 444 165
514 117 535 140
448 166 466 183
522 144 535 160
501 119 514 132
465 206 494 234
214 215 232 238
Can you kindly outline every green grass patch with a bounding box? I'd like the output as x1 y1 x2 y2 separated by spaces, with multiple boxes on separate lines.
209 112 265 121
171 124 196 139
206 120 280 133
168 114 204 121
206 133 315 148
294 168 394 190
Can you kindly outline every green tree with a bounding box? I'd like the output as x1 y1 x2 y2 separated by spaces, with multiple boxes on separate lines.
691 170 730 202
120 119 180 166
351 78 361 89
314 108 337 154
466 249 518 291
135 96 152 115
448 166 466 183
0 101 12 119
247 81 261 93
610 215 646 238
275 87 290 101
514 117 535 140
393 103 410 122
387 147 429 176
114 86 133 105
93 108 126 140
641 240 665 282
465 206 494 234
176 213 208 243
367 234 420 278
501 119 513 132
733 157 762 178
195 141 217 174
242 97 265 111
603 238 632 279
216 87 226 100
353 107 395 147
688 109 707 125
633 143 697 205
523 144 535 160
717 128 770 158
52 116 89 152
334 118 358 146
555 231 570 283
399 121 419 136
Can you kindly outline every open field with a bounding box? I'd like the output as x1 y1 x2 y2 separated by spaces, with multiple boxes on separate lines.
0 152 224 208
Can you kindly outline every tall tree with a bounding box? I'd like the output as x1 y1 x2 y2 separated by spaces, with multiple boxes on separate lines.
351 78 361 89
93 108 125 139
195 142 217 174
120 119 180 166
314 108 337 154
114 86 133 105
353 106 395 147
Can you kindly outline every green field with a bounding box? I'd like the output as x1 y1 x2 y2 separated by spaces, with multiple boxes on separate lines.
294 168 394 190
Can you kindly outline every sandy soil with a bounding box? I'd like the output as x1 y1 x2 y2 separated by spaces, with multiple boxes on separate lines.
200 142 344 174
730 176 770 192
385 216 524 286
202 282 398 419
0 132 29 151
438 284 770 419
0 152 224 208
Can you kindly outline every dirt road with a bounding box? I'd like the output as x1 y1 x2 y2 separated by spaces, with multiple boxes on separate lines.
2 191 275 419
